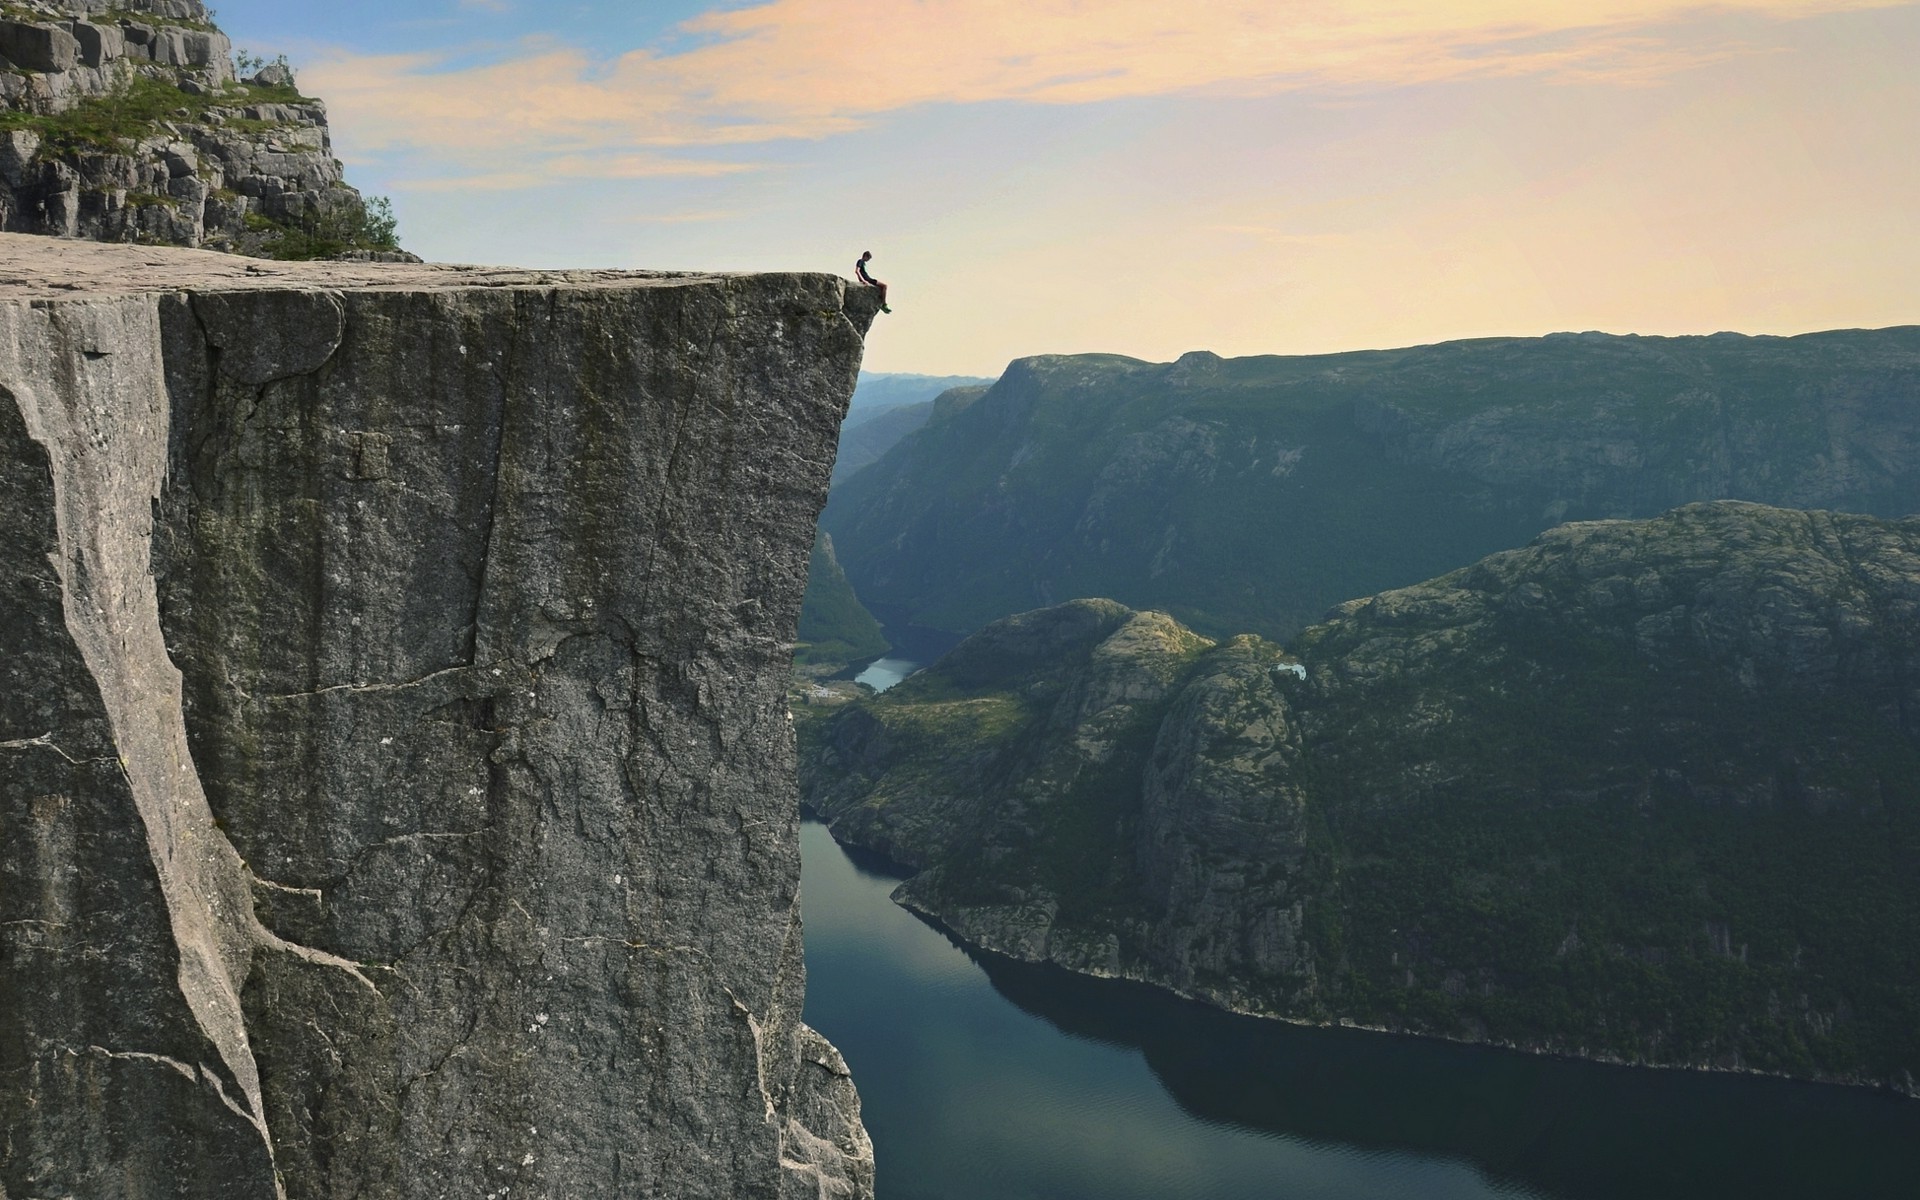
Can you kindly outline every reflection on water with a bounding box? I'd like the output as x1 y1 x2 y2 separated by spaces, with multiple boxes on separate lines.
800 821 1920 1200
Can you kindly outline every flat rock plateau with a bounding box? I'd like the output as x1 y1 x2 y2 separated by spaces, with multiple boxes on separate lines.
1 232 884 1199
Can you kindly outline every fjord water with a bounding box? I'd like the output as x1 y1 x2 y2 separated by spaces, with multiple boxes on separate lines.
800 821 1920 1200
852 656 921 692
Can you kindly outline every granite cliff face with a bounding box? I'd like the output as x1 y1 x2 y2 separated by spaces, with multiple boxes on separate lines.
0 0 391 256
822 329 1920 641
803 503 1920 1094
1 236 882 1198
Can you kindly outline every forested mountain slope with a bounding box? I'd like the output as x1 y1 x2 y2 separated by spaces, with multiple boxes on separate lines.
824 329 1920 640
803 502 1920 1094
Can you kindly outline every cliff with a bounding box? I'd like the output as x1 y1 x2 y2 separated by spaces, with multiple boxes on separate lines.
1 234 883 1198
802 503 1920 1094
0 0 395 256
821 329 1920 641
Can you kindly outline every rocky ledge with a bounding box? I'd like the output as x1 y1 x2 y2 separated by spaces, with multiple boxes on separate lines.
1 234 884 1198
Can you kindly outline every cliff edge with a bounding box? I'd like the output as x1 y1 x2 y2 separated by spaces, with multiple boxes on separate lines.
1 233 884 1198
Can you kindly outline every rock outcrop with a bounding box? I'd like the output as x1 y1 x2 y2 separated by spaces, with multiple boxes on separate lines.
821 329 1920 641
0 0 392 256
1 235 883 1198
803 503 1920 1094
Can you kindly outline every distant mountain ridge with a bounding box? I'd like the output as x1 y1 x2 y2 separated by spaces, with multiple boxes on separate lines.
845 371 995 420
802 502 1920 1094
793 374 997 661
823 328 1920 641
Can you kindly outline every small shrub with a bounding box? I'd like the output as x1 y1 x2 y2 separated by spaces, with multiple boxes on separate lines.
249 193 404 260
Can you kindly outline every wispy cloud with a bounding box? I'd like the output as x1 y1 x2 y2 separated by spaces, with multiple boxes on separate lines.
617 209 738 224
392 151 760 190
307 0 1904 183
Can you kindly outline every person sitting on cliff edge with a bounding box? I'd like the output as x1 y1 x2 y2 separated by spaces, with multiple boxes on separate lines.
856 251 891 313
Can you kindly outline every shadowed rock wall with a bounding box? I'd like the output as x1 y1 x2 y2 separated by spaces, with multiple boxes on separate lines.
0 240 881 1198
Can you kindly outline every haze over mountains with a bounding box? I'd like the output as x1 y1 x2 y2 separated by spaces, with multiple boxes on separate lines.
822 329 1920 643
832 373 994 485
801 372 990 657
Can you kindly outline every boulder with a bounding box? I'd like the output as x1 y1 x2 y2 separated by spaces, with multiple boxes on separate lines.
248 61 295 90
0 20 80 73
66 21 125 69
0 130 40 189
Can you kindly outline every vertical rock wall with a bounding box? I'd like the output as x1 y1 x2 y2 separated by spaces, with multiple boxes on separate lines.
1 247 881 1198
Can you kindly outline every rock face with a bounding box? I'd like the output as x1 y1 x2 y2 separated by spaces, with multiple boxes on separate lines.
803 503 1920 1094
0 0 392 256
1 235 883 1198
822 329 1920 641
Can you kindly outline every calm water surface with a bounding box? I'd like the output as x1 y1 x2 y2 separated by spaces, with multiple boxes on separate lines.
799 821 1920 1200
853 657 921 692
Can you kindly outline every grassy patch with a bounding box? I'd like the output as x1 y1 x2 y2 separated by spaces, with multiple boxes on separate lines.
0 70 318 157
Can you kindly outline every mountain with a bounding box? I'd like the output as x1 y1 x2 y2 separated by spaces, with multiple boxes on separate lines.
0 0 400 257
1 235 879 1197
792 382 994 661
822 330 1920 642
798 532 891 663
802 502 1920 1094
846 370 995 421
832 384 991 485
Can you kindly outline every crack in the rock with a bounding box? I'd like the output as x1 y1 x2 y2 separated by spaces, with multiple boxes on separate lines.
0 732 95 765
252 665 472 704
249 874 324 903
81 1045 273 1150
724 987 779 1125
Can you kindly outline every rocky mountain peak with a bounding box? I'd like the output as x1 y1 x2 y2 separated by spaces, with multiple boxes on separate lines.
0 0 406 257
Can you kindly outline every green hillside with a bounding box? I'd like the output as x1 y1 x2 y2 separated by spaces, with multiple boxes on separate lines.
802 503 1920 1093
822 329 1920 642
795 533 889 666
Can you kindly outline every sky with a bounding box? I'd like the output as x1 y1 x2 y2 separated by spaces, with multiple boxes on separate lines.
211 1 1920 375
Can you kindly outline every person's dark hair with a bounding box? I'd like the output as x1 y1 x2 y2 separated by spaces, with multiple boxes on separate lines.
861 250 872 258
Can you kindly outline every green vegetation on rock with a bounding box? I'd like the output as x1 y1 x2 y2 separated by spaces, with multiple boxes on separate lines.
801 503 1920 1094
0 64 319 153
0 1 405 258
242 193 400 261
795 532 889 666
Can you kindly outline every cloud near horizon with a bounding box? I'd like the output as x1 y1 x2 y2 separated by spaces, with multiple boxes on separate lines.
307 0 1905 182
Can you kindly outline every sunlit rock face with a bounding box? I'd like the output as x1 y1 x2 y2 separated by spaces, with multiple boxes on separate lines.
0 235 883 1199
0 0 396 257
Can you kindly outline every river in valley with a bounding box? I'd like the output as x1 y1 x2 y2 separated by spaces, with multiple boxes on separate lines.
799 821 1920 1200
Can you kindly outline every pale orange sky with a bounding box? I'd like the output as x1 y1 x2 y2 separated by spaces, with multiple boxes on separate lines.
284 0 1919 373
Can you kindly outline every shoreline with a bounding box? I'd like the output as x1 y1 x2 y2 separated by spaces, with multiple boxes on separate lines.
805 819 1920 1103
